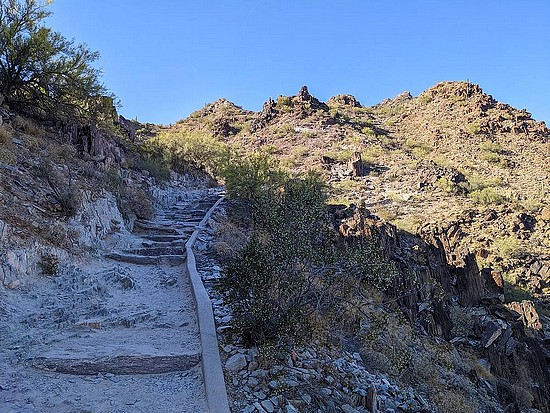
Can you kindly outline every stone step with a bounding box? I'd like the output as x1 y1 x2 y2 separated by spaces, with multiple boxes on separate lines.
124 247 185 256
142 240 186 248
149 218 202 227
30 329 201 375
141 234 187 242
105 252 186 265
149 220 200 228
133 221 179 234
32 352 200 375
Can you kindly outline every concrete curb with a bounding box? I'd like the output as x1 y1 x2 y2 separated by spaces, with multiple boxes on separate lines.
185 196 230 413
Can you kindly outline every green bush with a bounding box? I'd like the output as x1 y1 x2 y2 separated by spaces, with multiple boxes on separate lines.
0 0 113 121
468 187 507 205
144 130 227 176
479 141 503 154
218 162 397 346
465 122 480 135
276 95 293 109
219 151 286 217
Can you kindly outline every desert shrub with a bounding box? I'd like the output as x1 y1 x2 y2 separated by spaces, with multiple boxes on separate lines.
218 165 397 346
434 176 457 193
220 151 286 219
433 389 478 413
144 130 227 177
0 148 17 165
480 141 503 154
482 151 502 164
468 187 507 205
276 95 293 109
36 161 79 218
492 236 525 259
103 169 154 221
21 117 45 138
131 152 170 181
404 138 432 158
0 124 12 145
125 188 154 220
465 122 480 135
0 0 113 122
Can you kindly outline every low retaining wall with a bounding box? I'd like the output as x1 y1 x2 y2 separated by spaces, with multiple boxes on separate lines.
185 196 230 413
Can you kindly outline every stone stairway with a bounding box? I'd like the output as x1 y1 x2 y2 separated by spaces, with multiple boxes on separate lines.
14 190 222 412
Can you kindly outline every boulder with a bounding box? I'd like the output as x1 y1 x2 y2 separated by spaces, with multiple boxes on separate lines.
347 151 365 177
225 353 247 372
505 300 543 336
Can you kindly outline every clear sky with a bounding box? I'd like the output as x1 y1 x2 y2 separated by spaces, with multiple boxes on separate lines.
47 1 550 125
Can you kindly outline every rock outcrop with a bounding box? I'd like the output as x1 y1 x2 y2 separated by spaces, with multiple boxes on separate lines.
337 206 550 411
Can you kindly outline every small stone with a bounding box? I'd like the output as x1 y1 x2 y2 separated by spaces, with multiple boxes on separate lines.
254 391 266 400
341 404 359 413
261 399 274 413
225 353 247 372
253 402 266 412
247 377 259 388
286 404 299 413
6 279 22 289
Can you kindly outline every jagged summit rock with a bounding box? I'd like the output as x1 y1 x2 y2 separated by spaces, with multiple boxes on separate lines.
327 94 362 107
423 80 486 100
293 85 328 111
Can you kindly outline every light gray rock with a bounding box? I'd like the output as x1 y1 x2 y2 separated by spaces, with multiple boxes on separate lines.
261 399 275 413
225 353 247 372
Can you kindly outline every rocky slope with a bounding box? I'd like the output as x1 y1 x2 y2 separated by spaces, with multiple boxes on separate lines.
164 82 550 412
1 81 549 412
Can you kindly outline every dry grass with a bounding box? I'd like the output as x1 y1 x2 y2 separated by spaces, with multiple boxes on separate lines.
0 148 17 165
433 389 478 413
0 124 12 146
210 215 249 264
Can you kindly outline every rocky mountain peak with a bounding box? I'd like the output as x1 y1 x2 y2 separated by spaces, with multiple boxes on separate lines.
327 94 362 107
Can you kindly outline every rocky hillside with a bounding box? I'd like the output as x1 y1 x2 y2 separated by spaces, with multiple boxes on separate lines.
1 80 549 412
160 82 550 412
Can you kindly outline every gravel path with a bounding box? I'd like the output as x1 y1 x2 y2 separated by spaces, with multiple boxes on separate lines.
0 189 221 413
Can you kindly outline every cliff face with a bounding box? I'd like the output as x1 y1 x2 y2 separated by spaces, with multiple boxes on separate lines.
337 206 549 410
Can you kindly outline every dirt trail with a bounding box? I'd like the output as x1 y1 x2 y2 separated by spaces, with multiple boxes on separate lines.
0 188 221 413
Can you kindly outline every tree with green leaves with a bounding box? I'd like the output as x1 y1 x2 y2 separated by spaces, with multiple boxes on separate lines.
0 0 112 120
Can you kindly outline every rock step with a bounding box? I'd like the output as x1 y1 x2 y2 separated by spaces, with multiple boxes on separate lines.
32 352 200 375
146 219 203 228
142 240 186 248
105 252 186 265
133 222 179 234
123 247 185 256
141 234 187 242
148 222 201 230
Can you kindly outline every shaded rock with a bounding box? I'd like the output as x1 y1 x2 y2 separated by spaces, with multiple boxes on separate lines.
481 321 504 348
348 151 366 177
366 385 379 413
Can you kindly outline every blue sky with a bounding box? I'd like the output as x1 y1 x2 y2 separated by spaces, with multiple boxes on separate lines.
48 1 550 125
